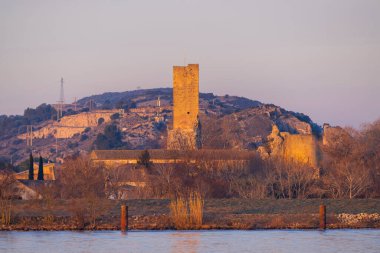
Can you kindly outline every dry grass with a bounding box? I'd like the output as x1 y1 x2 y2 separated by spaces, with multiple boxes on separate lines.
169 196 189 229
268 216 287 229
189 192 204 228
170 192 204 229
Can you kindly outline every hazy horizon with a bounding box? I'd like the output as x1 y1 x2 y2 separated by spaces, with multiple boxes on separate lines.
1 0 379 128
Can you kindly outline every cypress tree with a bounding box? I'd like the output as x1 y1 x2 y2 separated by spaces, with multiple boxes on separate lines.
37 156 44 180
28 153 34 180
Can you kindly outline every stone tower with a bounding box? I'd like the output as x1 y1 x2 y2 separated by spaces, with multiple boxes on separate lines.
167 64 201 150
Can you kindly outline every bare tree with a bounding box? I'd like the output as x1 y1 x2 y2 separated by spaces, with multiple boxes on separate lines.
360 120 380 196
0 170 17 225
58 156 105 199
58 156 106 228
324 159 372 199
154 164 175 197
322 124 376 198
104 166 129 199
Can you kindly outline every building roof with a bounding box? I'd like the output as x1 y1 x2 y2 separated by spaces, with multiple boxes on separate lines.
91 149 256 161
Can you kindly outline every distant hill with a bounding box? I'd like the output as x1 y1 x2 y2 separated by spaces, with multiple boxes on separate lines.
78 88 262 112
0 88 322 166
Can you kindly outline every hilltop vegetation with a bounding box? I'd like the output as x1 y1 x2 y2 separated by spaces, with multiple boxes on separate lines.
0 104 57 140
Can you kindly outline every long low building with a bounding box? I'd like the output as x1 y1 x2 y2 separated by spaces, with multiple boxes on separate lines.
90 149 257 166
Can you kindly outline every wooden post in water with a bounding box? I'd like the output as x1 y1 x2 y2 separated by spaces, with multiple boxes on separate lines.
319 204 326 230
121 205 128 232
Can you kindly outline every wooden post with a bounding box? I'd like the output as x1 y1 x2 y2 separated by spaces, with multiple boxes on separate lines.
121 205 128 232
319 204 326 230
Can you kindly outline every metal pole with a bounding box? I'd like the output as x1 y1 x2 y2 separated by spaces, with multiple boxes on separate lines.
55 136 58 155
30 125 32 146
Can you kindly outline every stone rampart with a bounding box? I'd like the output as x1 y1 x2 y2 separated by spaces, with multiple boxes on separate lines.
259 125 319 167
281 132 319 167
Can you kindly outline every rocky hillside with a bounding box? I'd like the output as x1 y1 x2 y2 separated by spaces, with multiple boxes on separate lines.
77 88 262 114
201 104 321 150
0 88 322 166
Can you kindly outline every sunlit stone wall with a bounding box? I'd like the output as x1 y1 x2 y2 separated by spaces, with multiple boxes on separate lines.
167 64 201 150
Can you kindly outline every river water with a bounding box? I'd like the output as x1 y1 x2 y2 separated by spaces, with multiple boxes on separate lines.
1 230 379 253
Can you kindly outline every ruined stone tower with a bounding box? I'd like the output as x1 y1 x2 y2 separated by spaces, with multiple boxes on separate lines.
167 64 201 150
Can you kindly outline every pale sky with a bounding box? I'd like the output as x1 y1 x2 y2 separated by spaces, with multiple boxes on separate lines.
0 0 379 128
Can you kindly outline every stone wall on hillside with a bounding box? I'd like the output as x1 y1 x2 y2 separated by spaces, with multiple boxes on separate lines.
17 124 86 139
259 125 319 167
18 109 123 140
59 110 122 127
322 123 350 147
281 132 319 167
55 126 87 139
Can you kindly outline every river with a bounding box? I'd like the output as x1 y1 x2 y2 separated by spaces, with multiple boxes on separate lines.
1 230 379 253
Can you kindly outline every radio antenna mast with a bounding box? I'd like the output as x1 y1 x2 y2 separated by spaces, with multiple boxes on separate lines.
57 77 65 121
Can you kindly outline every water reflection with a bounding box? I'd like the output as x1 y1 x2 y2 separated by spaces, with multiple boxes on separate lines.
170 232 200 253
0 230 379 253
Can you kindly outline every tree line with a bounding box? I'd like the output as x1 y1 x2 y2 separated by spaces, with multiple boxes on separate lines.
32 119 380 201
0 119 378 227
0 104 56 140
